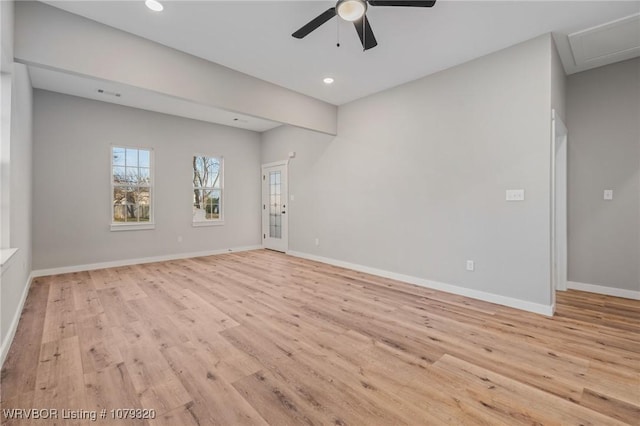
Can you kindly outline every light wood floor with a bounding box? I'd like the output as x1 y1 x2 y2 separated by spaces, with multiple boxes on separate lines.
1 250 639 425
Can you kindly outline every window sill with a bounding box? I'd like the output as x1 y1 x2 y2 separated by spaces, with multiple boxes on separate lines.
0 248 19 275
110 223 156 232
192 220 225 228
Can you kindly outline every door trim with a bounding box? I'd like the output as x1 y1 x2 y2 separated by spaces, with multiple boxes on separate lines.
550 109 568 312
261 161 289 252
262 160 289 168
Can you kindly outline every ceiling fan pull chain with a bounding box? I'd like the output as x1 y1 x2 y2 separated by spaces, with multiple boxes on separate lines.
336 17 341 47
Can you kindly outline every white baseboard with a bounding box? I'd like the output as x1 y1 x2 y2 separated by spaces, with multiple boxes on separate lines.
32 245 262 278
0 272 34 368
287 251 554 316
567 281 640 300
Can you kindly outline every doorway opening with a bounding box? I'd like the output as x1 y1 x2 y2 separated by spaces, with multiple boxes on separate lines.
551 109 568 310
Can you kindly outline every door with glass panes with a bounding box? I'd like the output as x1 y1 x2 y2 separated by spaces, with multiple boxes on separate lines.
262 162 288 252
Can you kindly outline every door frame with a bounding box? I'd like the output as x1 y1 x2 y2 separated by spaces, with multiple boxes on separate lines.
261 160 289 252
550 109 568 311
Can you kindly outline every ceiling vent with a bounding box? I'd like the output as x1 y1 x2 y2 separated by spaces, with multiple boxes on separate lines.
569 13 640 71
97 88 121 98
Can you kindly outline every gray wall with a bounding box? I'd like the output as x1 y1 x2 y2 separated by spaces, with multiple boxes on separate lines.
1 64 33 347
0 0 13 73
263 35 556 307
567 58 640 292
33 91 262 270
261 125 334 255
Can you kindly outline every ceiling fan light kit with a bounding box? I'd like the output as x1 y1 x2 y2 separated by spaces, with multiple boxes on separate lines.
292 0 436 51
337 0 367 21
144 0 163 12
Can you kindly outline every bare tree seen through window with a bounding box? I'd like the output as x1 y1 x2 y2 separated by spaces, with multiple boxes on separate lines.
112 147 151 223
193 156 221 221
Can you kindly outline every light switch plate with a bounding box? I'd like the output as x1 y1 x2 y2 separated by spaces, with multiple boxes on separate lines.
506 189 525 201
604 189 613 200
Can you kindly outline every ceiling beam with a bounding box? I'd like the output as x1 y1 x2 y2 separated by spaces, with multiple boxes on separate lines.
14 1 337 135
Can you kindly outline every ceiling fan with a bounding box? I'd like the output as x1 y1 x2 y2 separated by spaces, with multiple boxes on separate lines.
292 0 437 51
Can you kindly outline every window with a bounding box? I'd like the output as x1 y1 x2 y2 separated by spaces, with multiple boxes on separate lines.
111 146 153 231
192 155 223 226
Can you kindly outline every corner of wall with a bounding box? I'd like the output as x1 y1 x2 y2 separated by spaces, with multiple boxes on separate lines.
550 34 567 122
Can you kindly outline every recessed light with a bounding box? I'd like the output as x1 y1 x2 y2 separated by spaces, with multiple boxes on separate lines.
323 77 335 85
145 0 164 12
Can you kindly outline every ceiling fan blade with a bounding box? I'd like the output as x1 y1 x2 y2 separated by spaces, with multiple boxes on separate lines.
292 8 337 39
368 1 436 7
353 14 378 51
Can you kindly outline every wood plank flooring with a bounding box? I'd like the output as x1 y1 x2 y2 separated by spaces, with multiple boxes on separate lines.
1 249 638 425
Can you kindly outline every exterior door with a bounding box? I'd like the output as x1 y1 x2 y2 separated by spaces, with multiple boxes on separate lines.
262 162 288 252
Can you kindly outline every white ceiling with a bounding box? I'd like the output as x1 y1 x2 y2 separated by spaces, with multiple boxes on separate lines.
41 0 640 106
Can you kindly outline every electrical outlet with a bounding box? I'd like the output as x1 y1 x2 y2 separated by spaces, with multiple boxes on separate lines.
177 236 183 243
315 238 320 246
466 260 475 271
604 189 613 200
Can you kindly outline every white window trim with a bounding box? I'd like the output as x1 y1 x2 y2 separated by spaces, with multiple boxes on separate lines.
192 220 225 228
1 72 13 249
110 223 156 232
192 154 224 227
110 145 155 232
0 248 19 275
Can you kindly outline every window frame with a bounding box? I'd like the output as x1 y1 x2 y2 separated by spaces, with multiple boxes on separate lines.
192 154 224 227
110 144 155 232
